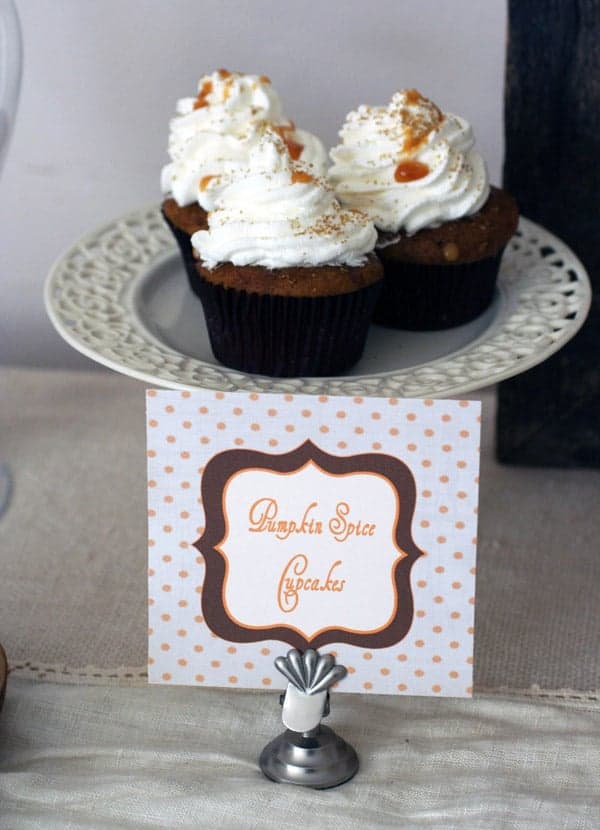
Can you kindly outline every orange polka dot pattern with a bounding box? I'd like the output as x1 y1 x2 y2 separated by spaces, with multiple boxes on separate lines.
147 391 480 697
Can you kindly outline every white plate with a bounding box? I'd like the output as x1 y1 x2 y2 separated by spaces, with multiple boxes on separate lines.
45 204 591 397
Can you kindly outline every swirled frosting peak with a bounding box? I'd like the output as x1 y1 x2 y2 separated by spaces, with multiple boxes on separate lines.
161 69 327 207
329 89 490 235
191 128 377 269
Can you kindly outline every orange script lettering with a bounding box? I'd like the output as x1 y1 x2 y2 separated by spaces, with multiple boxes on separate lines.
277 554 346 613
248 498 323 541
328 502 376 542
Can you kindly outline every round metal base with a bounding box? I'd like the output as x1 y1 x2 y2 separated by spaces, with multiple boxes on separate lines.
259 725 359 789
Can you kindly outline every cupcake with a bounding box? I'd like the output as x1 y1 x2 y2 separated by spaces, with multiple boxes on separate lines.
329 89 518 329
161 69 327 296
190 128 382 377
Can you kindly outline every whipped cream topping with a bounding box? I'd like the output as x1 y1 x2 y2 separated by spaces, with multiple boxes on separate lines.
161 69 327 207
329 89 490 235
191 129 377 270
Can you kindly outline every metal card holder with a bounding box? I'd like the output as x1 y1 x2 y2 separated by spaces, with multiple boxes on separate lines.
259 649 359 789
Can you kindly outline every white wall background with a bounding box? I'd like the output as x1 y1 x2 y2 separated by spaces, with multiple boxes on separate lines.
0 0 506 369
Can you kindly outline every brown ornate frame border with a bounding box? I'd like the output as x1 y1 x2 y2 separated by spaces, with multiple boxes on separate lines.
194 440 424 651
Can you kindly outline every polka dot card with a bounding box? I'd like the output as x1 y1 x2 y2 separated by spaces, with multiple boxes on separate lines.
147 390 480 698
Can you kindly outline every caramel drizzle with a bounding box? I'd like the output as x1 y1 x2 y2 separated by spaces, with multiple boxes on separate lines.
397 88 443 155
291 170 314 184
199 174 216 191
222 77 234 101
404 88 422 105
394 159 430 182
193 69 268 109
193 80 213 109
273 122 304 161
386 89 442 181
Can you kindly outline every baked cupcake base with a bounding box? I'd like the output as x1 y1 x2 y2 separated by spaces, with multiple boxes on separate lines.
161 198 208 299
374 186 518 330
193 257 383 377
372 252 503 330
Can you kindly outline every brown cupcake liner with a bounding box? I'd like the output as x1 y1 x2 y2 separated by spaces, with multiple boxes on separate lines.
161 209 204 300
373 249 504 330
193 272 382 377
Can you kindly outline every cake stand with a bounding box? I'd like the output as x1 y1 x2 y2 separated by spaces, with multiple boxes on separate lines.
44 204 591 397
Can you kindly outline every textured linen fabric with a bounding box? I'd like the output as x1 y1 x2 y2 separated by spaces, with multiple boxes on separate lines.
1 366 600 693
1 678 599 830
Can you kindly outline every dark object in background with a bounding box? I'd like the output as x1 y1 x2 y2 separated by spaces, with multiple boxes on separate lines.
497 0 600 467
0 643 6 712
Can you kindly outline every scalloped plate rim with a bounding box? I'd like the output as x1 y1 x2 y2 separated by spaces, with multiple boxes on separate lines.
44 204 592 397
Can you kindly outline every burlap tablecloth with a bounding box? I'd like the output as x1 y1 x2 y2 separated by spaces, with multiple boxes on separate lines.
1 679 599 829
1 366 599 695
